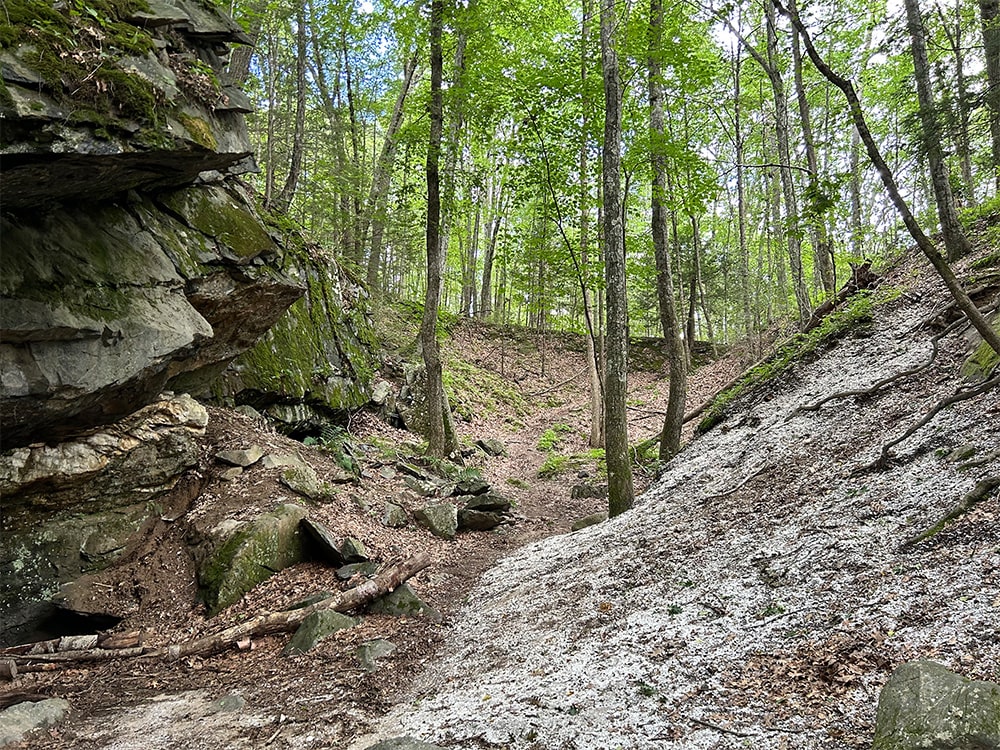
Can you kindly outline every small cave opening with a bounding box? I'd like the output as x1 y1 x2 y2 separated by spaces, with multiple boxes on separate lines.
4 604 123 648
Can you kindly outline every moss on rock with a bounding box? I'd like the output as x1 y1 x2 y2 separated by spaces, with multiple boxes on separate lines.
199 503 308 616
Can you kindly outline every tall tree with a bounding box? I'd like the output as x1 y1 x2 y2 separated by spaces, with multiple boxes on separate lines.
649 0 687 458
269 2 307 214
903 0 972 260
420 0 458 457
600 0 635 517
981 0 1000 191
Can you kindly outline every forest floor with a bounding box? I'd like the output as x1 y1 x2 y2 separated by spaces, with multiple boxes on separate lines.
4 244 1000 750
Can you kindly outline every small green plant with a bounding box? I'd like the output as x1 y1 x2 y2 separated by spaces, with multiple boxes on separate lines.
506 477 529 489
537 423 574 451
538 453 571 478
758 603 786 619
667 604 683 616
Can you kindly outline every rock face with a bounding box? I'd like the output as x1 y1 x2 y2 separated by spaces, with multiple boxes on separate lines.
872 660 1000 750
0 1 304 449
0 394 208 645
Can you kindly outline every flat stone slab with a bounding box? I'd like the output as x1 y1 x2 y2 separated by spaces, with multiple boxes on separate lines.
284 610 357 655
368 583 442 623
414 504 457 539
216 446 264 467
358 639 396 672
364 738 444 750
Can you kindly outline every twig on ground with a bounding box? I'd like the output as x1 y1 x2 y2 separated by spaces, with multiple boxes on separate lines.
700 464 771 502
526 368 585 397
688 716 756 738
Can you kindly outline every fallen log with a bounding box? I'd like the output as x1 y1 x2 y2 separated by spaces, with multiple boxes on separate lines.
9 552 434 669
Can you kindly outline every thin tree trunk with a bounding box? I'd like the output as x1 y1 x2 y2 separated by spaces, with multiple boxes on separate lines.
903 0 973 260
649 0 687 458
364 49 421 293
733 44 753 342
980 0 1000 192
936 0 974 200
479 178 504 319
776 0 1000 357
342 30 364 264
269 3 307 214
790 6 834 296
600 0 635 517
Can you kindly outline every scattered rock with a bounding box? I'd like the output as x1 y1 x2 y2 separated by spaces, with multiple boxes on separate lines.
284 610 357 655
280 461 330 501
261 453 302 469
199 503 309 615
340 537 369 563
404 475 443 498
571 512 608 531
371 380 394 406
363 737 445 750
383 502 409 528
219 466 243 481
337 562 379 580
233 404 266 422
396 462 431 481
453 474 491 496
458 509 506 531
414 504 458 540
571 482 608 500
379 466 397 480
0 698 71 746
216 446 264 467
872 660 1000 750
475 438 506 457
300 519 344 565
461 492 512 513
357 639 397 672
368 583 442 623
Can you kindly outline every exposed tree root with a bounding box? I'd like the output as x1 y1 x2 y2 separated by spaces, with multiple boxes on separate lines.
900 477 1000 549
854 368 1000 474
790 315 969 419
700 463 771 503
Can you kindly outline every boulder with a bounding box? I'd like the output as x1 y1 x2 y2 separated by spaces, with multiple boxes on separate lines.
872 660 1000 750
216 446 264 467
357 639 397 672
337 562 379 580
414 504 458 540
0 394 207 645
299 519 345 565
383 502 409 528
368 583 442 623
364 738 445 750
198 503 309 616
284 610 357 655
571 482 609 500
458 509 505 531
280 462 330 501
0 698 71 746
453 474 491 496
475 438 506 457
340 537 369 563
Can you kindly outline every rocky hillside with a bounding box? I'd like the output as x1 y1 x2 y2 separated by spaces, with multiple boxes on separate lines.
349 252 1000 749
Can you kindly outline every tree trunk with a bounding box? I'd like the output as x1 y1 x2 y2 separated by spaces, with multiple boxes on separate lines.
936 0 974 201
421 0 457 458
980 0 1000 192
649 0 687 458
733 45 753 342
479 177 504 319
600 0 635 518
776 0 1000 358
790 9 834 296
364 49 421 294
269 3 307 214
342 30 364 265
903 0 972 261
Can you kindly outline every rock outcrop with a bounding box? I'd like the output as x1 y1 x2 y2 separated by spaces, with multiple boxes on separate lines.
0 393 208 645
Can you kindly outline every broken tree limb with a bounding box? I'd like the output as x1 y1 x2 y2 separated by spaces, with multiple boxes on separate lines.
8 552 433 669
157 551 433 661
802 261 879 333
900 477 1000 549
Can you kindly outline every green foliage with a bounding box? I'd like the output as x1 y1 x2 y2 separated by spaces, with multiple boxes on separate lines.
536 423 574 451
443 357 527 422
698 288 901 432
538 453 571 479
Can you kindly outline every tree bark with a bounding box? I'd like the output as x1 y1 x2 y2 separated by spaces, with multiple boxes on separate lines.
269 3 307 214
600 0 635 517
364 49 421 294
980 0 1000 192
420 0 457 458
649 0 687 459
775 0 1000 358
903 0 972 261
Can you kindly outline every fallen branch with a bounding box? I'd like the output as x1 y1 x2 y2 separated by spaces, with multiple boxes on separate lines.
855 368 1000 473
526 368 586 397
688 716 756 738
802 261 879 333
900 477 1000 549
700 463 771 502
10 553 433 669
